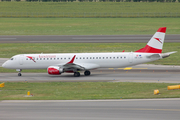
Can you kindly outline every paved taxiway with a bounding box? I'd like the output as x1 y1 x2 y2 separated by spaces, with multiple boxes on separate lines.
1 66 180 83
1 70 180 83
1 99 180 120
0 35 180 43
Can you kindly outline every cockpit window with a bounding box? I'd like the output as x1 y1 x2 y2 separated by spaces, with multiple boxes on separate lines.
10 58 14 60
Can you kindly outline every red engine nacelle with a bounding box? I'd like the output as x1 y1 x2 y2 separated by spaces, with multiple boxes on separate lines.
47 66 63 75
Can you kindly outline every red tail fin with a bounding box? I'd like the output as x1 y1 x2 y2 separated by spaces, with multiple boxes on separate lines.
135 27 166 53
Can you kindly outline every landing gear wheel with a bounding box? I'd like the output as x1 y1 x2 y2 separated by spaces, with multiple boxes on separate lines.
84 70 91 76
16 69 22 76
74 72 80 77
18 73 22 76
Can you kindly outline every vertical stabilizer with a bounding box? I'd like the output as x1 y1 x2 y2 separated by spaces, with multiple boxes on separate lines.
135 27 166 53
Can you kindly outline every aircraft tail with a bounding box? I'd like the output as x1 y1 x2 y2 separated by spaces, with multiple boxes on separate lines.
135 27 166 53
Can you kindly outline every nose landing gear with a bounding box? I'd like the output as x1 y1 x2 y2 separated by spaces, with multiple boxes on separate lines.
16 69 22 76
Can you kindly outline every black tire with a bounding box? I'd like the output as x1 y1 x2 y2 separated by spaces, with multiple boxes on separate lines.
84 70 90 76
74 72 80 77
18 73 22 76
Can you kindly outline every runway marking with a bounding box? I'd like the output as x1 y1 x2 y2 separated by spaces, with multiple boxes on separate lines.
108 68 114 69
124 67 132 70
117 68 148 70
109 68 148 70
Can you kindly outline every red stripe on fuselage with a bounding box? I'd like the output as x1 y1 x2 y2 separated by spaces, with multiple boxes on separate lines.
135 45 162 53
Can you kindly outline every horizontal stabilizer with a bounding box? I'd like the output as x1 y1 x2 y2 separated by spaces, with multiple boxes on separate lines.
146 51 177 59
161 51 177 58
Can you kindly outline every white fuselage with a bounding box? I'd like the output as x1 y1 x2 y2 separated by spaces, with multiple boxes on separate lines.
2 52 160 70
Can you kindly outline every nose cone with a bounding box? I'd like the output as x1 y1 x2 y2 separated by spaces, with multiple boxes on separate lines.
2 62 6 68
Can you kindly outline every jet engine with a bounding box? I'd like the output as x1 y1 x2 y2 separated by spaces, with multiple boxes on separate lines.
47 66 64 75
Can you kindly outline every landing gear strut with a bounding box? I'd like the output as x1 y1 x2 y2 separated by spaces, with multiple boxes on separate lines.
74 72 80 77
16 69 22 76
84 70 91 76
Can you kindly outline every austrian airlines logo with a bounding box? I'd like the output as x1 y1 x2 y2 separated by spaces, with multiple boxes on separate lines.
27 56 36 63
154 37 162 44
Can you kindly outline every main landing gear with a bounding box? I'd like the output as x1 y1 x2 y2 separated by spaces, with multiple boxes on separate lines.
84 70 90 76
73 70 91 77
74 72 80 77
16 69 22 76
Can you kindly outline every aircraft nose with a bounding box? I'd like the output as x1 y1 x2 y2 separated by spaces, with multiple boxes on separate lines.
2 62 7 68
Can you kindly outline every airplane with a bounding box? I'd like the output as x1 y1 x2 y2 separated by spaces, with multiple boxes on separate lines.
2 27 176 77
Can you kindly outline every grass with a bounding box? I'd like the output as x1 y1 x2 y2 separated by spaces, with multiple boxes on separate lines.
0 18 180 35
0 2 179 13
0 82 180 100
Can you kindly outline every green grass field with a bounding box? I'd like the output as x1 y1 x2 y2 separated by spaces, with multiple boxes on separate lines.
0 2 180 14
0 18 180 35
0 82 180 100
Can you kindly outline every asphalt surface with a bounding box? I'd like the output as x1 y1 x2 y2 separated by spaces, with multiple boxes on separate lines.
0 35 180 43
1 99 180 120
0 70 180 83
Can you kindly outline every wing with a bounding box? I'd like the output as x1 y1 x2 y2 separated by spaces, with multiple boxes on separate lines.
57 55 100 72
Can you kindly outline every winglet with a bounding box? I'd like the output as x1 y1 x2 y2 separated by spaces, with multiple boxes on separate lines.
122 50 125 52
67 55 76 64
